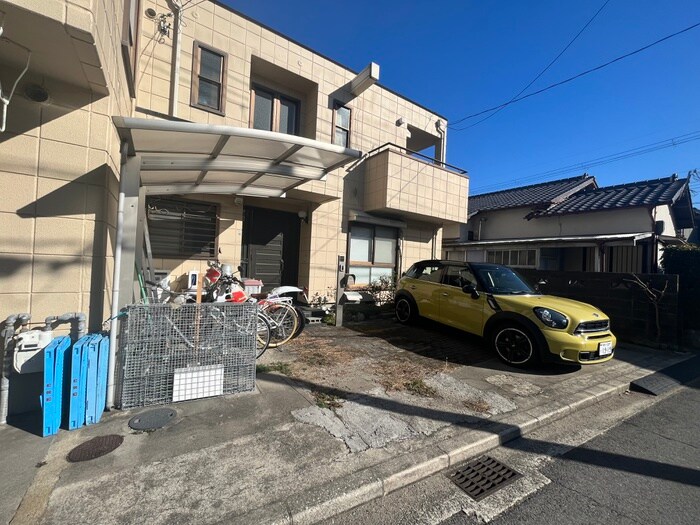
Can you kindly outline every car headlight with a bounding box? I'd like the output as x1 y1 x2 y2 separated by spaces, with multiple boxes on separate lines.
533 307 569 329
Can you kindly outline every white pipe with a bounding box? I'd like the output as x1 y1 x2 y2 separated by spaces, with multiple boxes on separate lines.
106 142 130 409
168 0 182 117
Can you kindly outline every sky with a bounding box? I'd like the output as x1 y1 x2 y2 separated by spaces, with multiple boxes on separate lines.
218 0 699 198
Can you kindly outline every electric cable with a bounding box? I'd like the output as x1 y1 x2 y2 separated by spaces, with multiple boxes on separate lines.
471 131 700 194
451 0 611 131
449 21 700 131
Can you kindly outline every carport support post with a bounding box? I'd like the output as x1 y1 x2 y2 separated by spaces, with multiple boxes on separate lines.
107 152 142 410
335 255 346 327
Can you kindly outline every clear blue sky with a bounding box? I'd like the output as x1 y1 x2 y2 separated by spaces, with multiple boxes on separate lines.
220 0 699 197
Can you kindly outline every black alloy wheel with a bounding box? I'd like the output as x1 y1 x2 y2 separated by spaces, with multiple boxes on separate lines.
493 325 537 367
395 296 415 324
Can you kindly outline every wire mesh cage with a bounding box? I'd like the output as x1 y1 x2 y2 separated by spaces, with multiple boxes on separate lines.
116 303 257 409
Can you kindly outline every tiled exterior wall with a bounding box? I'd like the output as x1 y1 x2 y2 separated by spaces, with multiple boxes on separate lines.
364 149 468 223
133 0 458 296
0 0 130 329
0 0 466 318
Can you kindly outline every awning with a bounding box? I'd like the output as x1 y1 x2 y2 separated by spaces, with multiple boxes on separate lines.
112 117 362 197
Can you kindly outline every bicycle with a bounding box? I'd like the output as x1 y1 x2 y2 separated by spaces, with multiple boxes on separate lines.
143 279 272 358
201 262 305 355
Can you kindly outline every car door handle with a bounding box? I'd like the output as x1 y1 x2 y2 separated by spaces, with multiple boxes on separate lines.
441 292 449 297
410 285 416 290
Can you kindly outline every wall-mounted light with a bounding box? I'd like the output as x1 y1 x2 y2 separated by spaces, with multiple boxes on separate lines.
234 197 243 206
396 117 405 127
298 210 309 223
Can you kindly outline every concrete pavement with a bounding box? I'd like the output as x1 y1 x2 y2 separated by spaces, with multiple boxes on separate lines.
1 323 696 525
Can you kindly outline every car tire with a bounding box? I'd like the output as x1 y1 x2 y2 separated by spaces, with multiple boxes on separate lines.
395 295 417 324
492 323 539 367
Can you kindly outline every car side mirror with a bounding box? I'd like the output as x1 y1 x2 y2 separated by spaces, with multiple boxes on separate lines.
462 284 480 299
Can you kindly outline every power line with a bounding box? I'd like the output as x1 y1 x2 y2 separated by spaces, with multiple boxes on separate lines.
450 0 611 131
470 131 700 194
450 21 700 131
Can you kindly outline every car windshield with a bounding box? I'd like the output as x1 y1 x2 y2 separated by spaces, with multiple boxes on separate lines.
474 266 537 295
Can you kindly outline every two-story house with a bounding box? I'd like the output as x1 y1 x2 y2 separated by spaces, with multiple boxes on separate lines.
0 0 469 334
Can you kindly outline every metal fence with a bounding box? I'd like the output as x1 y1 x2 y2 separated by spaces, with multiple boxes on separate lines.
116 303 257 409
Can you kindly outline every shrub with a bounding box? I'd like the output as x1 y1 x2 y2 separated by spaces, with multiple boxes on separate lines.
366 275 396 306
661 245 700 329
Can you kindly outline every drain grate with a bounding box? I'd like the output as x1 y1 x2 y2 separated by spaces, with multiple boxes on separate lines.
128 408 177 431
67 435 124 462
448 455 521 501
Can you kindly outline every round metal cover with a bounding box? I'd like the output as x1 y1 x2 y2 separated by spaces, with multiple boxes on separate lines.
128 408 177 431
67 435 123 463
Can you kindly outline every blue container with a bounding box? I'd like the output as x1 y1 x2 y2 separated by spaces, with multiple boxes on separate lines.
41 336 71 437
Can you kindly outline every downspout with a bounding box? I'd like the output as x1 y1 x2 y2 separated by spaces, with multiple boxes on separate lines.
168 0 182 118
106 142 130 410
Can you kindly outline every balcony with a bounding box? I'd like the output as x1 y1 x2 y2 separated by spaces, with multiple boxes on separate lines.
363 143 468 224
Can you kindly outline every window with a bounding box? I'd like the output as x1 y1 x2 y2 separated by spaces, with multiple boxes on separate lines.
191 42 227 115
146 197 218 259
348 224 398 285
251 85 300 135
121 0 141 98
486 249 536 268
333 103 351 147
442 265 477 289
406 261 444 282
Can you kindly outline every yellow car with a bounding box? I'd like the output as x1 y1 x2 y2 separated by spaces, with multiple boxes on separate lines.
395 260 616 367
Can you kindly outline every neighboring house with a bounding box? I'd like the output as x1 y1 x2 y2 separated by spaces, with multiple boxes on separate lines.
0 0 468 330
443 174 695 273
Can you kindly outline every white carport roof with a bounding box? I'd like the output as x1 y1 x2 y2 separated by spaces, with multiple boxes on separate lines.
112 117 362 197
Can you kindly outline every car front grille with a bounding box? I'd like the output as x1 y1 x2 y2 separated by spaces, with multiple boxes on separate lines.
575 320 610 333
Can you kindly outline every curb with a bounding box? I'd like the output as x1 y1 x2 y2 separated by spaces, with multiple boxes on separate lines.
231 373 634 525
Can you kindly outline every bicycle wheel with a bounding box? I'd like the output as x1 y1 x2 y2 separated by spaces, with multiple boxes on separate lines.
264 303 299 348
255 313 272 358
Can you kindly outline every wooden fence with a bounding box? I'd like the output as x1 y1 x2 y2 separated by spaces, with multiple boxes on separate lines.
518 269 681 347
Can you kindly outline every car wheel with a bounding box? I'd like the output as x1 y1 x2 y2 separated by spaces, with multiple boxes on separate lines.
492 324 539 367
395 296 417 324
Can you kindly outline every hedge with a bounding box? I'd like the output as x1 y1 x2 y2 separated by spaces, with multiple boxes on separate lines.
661 244 700 329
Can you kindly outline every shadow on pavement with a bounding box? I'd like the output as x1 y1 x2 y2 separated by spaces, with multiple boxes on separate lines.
267 371 700 488
346 318 581 376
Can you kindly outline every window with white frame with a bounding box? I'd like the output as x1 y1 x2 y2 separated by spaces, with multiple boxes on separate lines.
486 249 536 268
348 224 397 285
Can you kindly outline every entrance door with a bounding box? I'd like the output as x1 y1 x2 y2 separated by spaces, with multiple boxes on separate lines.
242 207 300 291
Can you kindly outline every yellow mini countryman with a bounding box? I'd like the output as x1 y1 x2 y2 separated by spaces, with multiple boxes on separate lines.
395 260 616 367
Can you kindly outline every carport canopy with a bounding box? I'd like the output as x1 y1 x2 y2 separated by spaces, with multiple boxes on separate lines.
112 116 362 197
106 117 361 410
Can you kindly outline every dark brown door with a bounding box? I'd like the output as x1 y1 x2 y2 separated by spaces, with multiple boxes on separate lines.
241 207 300 291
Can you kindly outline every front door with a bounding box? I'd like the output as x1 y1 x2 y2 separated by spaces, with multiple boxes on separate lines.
440 264 485 336
242 207 300 291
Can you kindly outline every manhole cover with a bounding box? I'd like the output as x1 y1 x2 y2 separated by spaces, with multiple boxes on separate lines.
448 455 521 501
128 408 177 431
67 435 123 462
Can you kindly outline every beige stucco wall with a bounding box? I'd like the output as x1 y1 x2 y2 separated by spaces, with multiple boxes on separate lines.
469 206 655 241
0 0 130 328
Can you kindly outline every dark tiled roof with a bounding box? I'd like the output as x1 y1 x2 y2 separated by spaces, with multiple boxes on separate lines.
536 176 689 217
468 175 595 215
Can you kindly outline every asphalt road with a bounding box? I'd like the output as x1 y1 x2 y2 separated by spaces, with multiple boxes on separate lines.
443 383 700 525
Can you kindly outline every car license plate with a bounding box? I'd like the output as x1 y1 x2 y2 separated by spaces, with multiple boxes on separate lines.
599 342 613 356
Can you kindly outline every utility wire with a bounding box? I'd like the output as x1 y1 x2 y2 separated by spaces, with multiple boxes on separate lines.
451 0 611 131
471 131 700 194
450 21 700 131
